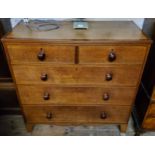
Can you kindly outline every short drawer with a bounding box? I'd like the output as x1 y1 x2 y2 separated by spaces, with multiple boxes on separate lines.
13 64 142 86
79 46 147 64
18 85 136 106
23 105 131 124
6 44 75 64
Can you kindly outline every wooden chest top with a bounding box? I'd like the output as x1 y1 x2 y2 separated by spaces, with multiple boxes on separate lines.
2 21 151 44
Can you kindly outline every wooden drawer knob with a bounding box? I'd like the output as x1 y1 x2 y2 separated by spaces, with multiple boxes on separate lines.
37 49 45 61
41 73 48 81
105 73 113 81
108 51 116 62
46 112 52 119
100 112 107 119
103 93 110 101
43 92 50 100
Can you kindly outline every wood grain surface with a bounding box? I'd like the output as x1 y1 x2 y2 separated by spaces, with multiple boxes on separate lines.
17 85 136 105
79 45 147 64
1 21 151 133
6 44 75 64
12 64 142 86
2 21 150 43
23 105 131 124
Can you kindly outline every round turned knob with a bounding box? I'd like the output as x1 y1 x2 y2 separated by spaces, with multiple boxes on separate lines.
100 112 107 119
37 49 45 61
105 73 113 81
108 52 116 62
46 112 52 119
43 92 50 100
103 93 110 101
41 73 48 81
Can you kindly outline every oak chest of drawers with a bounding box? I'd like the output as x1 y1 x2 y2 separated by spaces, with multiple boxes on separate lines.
1 21 152 133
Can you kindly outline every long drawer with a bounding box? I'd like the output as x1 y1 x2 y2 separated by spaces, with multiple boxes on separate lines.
79 46 147 64
6 44 75 64
12 64 142 86
18 85 136 105
23 105 131 124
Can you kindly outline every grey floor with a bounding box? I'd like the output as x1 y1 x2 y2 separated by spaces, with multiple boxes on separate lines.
0 115 154 136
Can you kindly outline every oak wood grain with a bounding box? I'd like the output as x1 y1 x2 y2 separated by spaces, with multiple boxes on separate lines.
1 21 152 133
2 21 151 44
23 105 131 124
12 64 142 86
17 85 136 106
6 44 75 64
79 45 147 64
120 124 128 133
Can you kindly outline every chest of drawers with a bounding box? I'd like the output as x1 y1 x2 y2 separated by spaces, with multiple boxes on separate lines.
1 21 151 133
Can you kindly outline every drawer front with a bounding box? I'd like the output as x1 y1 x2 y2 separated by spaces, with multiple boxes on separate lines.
142 104 155 129
13 65 142 86
18 85 136 105
79 46 147 64
23 105 131 124
6 45 75 64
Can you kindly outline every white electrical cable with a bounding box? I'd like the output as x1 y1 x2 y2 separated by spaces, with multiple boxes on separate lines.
23 19 60 31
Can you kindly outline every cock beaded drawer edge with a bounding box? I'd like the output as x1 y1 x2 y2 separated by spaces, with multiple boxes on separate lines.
1 21 152 133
